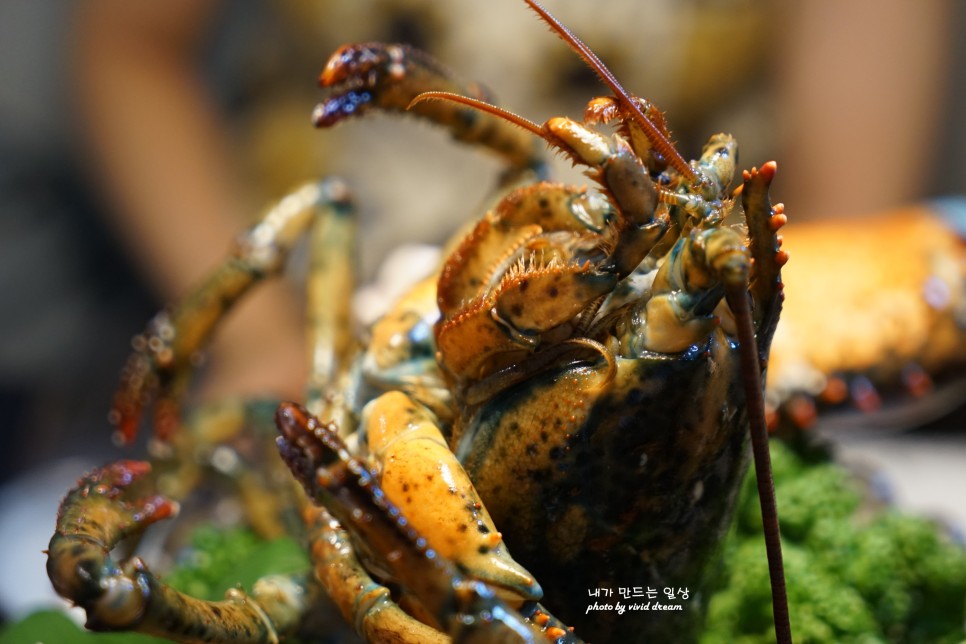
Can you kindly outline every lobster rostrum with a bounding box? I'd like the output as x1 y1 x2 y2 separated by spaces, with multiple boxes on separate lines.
47 1 792 642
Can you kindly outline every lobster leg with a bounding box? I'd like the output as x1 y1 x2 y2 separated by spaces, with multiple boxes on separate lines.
302 504 448 644
303 178 357 427
314 42 547 175
49 181 359 641
111 179 353 443
46 460 311 644
291 189 458 642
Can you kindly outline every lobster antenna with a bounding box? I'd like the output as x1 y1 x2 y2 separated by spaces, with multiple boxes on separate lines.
409 91 555 144
725 282 793 644
521 0 697 184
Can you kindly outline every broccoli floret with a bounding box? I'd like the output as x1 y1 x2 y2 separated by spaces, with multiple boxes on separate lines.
704 539 879 643
164 525 310 601
737 463 862 542
702 440 966 643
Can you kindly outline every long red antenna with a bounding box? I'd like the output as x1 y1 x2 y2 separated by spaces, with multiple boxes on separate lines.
522 0 696 184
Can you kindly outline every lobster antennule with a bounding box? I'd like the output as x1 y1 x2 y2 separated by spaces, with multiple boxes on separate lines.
520 0 696 184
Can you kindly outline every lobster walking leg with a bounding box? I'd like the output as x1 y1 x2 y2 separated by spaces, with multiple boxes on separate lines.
46 461 311 643
289 175 455 643
314 43 547 175
48 182 358 642
302 504 448 644
112 179 353 443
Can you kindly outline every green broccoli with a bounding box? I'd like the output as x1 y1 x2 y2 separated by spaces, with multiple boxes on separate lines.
702 441 966 644
163 525 309 601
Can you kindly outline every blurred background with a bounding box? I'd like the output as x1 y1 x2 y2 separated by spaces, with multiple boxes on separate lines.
0 0 964 627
